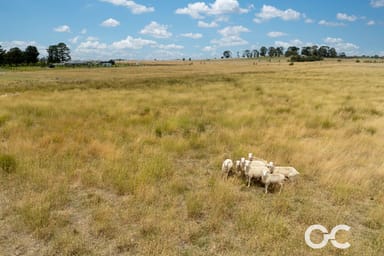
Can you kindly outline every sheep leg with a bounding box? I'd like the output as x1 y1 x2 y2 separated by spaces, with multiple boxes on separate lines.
247 177 251 187
264 183 269 194
278 183 283 194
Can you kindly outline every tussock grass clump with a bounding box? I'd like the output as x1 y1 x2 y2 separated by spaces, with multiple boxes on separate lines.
0 114 10 127
0 153 17 173
101 152 173 196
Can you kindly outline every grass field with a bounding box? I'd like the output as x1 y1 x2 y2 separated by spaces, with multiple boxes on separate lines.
0 59 383 255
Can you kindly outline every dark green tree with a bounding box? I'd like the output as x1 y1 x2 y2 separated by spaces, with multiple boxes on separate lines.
5 47 24 65
0 45 5 65
318 46 330 57
329 48 337 58
24 45 39 64
243 49 251 58
311 45 319 56
276 47 284 57
285 46 300 57
268 47 277 57
222 50 232 59
260 46 267 57
301 46 311 56
47 42 71 63
251 49 259 58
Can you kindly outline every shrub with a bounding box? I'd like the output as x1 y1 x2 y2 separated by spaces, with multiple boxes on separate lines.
290 55 323 62
0 154 17 173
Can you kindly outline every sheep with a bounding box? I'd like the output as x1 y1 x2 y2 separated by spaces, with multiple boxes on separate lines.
235 160 243 176
270 166 300 180
248 153 254 161
248 159 274 171
244 160 271 187
221 159 234 179
261 169 286 194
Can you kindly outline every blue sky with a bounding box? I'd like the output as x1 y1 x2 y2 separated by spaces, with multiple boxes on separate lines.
1 0 383 60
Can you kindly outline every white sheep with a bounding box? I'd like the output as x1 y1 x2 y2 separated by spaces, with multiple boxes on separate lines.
221 159 234 179
248 159 274 171
261 169 286 194
235 160 243 176
270 166 300 180
244 160 271 187
248 153 254 161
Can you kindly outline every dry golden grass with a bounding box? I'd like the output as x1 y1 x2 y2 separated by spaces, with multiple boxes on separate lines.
0 59 384 255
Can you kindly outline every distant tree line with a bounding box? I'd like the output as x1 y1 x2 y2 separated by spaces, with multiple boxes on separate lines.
0 45 39 65
0 42 71 66
223 45 345 61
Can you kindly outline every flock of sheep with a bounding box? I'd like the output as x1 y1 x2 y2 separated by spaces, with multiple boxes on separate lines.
221 153 300 194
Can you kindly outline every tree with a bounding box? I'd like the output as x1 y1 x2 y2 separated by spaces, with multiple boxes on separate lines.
222 50 232 59
301 46 311 56
268 47 277 57
251 49 259 58
260 46 267 57
311 45 319 56
24 45 39 64
318 46 330 57
0 45 5 65
47 42 71 63
5 47 24 65
243 49 251 58
329 48 337 58
285 46 300 57
276 47 284 57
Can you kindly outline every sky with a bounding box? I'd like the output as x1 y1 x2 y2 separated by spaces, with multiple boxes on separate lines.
0 0 383 60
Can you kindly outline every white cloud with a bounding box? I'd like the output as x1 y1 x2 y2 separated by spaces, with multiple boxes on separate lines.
77 40 107 50
198 21 219 28
324 37 343 44
80 29 87 34
367 20 376 26
370 0 384 7
267 31 287 38
87 36 99 41
175 2 210 19
254 5 301 23
54 25 71 33
202 46 216 52
101 18 120 27
69 36 80 44
274 39 306 49
111 36 156 49
218 25 249 37
305 18 315 23
303 14 314 23
211 25 250 47
211 36 248 47
318 20 345 27
155 44 184 50
0 40 38 50
175 0 249 19
323 37 359 55
140 21 172 38
181 33 203 39
209 0 249 15
336 13 357 22
148 49 184 60
100 0 154 14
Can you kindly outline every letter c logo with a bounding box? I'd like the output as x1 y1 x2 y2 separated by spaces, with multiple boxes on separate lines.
305 224 351 249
